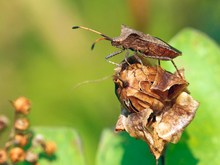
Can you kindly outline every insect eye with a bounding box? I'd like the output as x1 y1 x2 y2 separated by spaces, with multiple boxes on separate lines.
111 41 121 47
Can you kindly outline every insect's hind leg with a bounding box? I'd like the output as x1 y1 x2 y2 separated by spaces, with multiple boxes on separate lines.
171 60 182 78
133 52 144 66
105 49 125 66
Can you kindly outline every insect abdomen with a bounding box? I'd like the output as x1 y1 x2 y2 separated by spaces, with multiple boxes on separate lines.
142 42 181 60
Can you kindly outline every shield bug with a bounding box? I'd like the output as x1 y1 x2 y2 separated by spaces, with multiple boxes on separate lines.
72 25 182 75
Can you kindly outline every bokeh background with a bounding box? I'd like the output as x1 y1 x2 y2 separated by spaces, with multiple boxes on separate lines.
1 0 220 164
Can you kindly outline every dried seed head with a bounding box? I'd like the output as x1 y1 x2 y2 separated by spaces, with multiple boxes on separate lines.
114 57 188 114
0 149 7 164
9 147 25 163
14 118 29 131
114 56 199 159
12 97 31 114
43 141 56 156
14 134 29 147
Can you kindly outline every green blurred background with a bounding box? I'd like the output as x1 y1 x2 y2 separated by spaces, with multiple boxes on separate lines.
0 0 220 164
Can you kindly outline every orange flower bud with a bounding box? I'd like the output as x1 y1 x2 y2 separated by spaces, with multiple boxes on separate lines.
15 134 29 147
12 97 31 114
14 118 29 131
43 141 56 156
0 149 7 164
9 147 25 163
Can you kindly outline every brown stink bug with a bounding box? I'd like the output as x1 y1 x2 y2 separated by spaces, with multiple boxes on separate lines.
72 25 182 74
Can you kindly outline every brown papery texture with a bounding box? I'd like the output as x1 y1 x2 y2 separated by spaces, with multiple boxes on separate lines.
114 56 199 159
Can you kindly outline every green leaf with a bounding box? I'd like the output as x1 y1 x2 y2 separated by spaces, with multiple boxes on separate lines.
95 129 155 165
168 28 220 165
96 28 220 165
32 127 86 165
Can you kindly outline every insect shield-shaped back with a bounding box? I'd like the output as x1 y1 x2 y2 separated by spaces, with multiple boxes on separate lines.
112 25 182 60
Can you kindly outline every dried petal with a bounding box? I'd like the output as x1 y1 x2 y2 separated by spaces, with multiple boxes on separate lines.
122 108 153 139
156 92 199 143
115 107 165 159
151 67 188 100
115 92 199 159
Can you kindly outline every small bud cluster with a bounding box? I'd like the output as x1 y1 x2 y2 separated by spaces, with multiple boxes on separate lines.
0 97 56 165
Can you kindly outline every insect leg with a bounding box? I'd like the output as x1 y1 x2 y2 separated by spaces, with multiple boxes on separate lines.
171 60 182 78
105 49 125 59
124 50 132 66
134 53 144 66
105 49 125 66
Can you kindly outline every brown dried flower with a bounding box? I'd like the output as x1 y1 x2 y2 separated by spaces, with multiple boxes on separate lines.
114 58 188 114
114 57 199 159
12 97 31 114
9 147 25 163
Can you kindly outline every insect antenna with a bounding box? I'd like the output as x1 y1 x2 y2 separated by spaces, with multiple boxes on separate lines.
91 37 107 50
72 26 113 49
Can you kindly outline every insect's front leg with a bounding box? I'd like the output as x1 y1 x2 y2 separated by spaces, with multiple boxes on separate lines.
124 50 132 66
105 49 125 66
